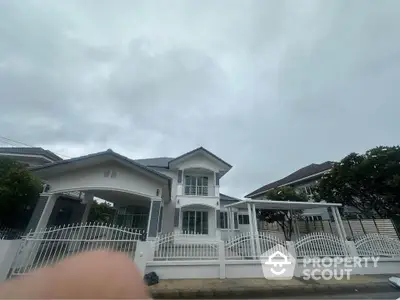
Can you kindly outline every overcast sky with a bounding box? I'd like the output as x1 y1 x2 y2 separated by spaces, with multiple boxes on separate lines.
1 0 400 197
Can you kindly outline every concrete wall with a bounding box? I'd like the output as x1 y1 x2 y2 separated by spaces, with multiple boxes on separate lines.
0 240 22 281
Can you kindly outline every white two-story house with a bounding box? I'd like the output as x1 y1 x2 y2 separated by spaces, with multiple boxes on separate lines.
24 146 249 240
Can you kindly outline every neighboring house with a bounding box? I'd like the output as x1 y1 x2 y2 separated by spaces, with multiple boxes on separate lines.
0 147 88 230
0 147 63 167
245 162 335 220
20 147 249 240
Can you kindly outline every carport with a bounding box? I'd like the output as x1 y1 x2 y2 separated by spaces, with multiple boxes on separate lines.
28 149 171 239
224 200 345 252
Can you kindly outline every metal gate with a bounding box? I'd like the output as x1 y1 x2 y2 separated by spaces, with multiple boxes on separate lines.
8 223 145 278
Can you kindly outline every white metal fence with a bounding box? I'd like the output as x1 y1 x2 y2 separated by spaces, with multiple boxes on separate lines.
225 232 286 260
355 233 400 257
154 232 219 260
151 232 400 262
8 223 145 277
295 232 349 257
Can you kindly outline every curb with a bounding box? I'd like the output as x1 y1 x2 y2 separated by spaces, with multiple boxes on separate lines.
151 282 391 299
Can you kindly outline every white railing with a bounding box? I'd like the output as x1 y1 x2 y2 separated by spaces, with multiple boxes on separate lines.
355 233 400 257
183 185 216 196
295 232 348 257
154 232 219 261
9 223 145 277
224 232 286 260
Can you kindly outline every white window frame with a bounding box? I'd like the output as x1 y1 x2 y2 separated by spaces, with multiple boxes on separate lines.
181 210 208 234
184 175 209 196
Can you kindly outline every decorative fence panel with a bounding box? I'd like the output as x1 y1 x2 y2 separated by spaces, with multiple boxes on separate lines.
295 232 348 257
355 233 400 257
153 232 219 261
224 232 286 260
9 223 145 277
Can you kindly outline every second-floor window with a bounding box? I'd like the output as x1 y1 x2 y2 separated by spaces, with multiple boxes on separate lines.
184 175 208 196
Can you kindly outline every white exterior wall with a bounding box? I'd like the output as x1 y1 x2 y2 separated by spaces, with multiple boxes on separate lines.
44 162 164 198
151 168 178 233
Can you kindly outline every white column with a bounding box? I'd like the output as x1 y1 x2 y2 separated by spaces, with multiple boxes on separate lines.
247 203 256 258
229 209 234 238
80 193 94 224
332 207 345 241
252 204 261 256
333 207 347 239
146 200 154 239
35 193 59 231
227 208 231 236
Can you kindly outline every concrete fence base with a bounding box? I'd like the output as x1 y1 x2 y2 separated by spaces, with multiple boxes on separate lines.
0 240 22 281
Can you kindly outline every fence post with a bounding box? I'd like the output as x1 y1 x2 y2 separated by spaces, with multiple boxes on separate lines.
286 241 298 276
218 240 226 279
134 241 153 275
346 241 358 257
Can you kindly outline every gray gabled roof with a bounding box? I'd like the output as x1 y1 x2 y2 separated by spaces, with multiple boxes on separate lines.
134 157 174 168
168 147 232 168
220 193 241 202
0 147 63 162
29 149 171 181
245 161 335 198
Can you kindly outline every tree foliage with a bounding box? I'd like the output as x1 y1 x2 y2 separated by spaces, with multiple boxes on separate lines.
315 146 400 218
88 201 115 223
0 158 42 228
257 186 308 240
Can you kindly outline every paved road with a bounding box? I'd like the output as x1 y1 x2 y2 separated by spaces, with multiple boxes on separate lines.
249 286 400 299
284 286 398 299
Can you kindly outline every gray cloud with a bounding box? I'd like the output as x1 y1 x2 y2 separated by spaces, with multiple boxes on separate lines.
1 0 400 197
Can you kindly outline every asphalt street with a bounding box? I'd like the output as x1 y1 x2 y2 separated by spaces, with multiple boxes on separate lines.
249 286 400 299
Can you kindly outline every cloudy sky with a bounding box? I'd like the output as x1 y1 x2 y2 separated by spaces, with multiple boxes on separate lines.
1 0 400 197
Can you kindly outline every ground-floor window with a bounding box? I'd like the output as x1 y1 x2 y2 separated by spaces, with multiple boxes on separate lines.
182 211 208 234
238 214 250 225
220 211 238 229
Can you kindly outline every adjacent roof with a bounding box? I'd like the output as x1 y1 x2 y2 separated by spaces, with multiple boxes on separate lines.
220 193 241 202
225 199 341 210
29 149 171 181
0 147 63 162
134 157 174 168
245 161 335 198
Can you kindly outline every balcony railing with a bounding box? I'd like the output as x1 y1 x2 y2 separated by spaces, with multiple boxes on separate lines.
183 185 216 196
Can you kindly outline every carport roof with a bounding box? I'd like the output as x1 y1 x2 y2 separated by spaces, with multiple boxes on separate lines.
224 199 342 210
29 149 171 181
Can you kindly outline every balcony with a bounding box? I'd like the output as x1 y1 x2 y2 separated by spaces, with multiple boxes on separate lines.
183 185 216 197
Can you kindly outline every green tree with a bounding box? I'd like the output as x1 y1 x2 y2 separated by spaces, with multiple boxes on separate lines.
88 201 115 223
0 158 42 228
316 146 400 218
257 186 308 240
